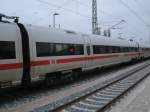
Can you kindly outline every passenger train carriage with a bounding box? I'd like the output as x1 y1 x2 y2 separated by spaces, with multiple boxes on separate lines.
0 20 150 88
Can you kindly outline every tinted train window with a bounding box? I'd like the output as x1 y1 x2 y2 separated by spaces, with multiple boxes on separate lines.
74 44 84 55
55 44 84 56
86 46 90 55
93 45 139 54
93 45 106 54
36 42 54 57
36 42 84 57
0 41 16 59
93 45 99 54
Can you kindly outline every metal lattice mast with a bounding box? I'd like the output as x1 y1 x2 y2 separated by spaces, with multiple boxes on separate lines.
92 0 98 35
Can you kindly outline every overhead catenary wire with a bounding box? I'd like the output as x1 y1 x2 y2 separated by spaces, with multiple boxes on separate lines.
36 0 93 33
71 0 127 32
35 0 146 40
36 0 126 28
133 0 150 16
36 0 91 20
71 0 125 21
119 0 148 26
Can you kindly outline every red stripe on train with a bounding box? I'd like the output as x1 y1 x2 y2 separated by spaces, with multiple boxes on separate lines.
0 63 23 70
0 60 50 70
124 52 139 56
0 52 140 70
31 60 50 66
56 55 119 64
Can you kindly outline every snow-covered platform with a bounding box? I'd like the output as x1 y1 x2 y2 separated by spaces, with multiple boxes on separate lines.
108 72 150 112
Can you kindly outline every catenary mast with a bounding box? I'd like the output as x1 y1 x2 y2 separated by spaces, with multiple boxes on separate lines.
92 0 99 35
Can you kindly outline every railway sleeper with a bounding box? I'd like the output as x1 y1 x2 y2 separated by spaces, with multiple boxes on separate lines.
75 101 100 110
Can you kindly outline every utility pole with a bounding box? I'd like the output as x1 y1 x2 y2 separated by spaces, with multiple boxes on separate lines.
92 0 99 35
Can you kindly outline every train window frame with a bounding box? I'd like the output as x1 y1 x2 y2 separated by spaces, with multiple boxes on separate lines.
0 41 16 60
36 42 84 57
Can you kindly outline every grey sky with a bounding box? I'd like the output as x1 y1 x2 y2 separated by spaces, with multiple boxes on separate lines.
0 0 150 44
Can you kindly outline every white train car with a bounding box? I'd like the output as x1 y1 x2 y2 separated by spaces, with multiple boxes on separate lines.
0 20 150 88
0 22 23 87
139 44 150 58
89 35 139 68
25 25 86 83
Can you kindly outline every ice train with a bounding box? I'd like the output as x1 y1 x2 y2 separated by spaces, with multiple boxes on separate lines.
0 18 150 88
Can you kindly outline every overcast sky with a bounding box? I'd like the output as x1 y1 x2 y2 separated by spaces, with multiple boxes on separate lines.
0 0 150 44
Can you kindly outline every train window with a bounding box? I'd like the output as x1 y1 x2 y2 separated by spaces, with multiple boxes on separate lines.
122 47 125 52
93 45 103 54
102 46 106 53
131 47 134 52
36 42 53 57
67 44 75 55
111 46 115 53
93 45 114 54
36 42 84 57
87 46 90 55
74 44 84 55
112 46 118 53
117 46 120 53
104 46 109 53
120 47 124 52
136 47 138 52
129 47 131 52
108 46 113 53
93 46 139 54
55 44 64 56
55 44 84 56
124 47 128 52
93 45 99 54
0 41 16 59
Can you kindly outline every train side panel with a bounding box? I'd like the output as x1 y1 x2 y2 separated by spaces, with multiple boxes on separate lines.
0 23 23 83
89 36 139 68
25 26 85 80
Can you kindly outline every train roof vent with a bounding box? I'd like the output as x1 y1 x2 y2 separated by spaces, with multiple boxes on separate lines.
65 30 77 35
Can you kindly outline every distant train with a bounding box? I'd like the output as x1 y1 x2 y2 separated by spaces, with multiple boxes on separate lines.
0 19 150 88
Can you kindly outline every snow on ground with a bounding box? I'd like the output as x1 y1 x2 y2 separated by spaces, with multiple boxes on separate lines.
1 62 147 112
107 69 150 112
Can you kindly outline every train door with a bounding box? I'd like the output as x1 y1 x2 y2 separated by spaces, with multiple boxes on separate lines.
83 35 93 68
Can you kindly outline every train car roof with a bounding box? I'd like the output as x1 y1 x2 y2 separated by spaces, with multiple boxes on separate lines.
25 24 138 47
25 24 85 44
88 35 137 47
139 43 150 48
1 22 150 49
0 22 20 41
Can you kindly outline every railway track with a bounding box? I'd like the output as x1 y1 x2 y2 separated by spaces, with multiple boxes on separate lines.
0 61 145 112
31 61 150 112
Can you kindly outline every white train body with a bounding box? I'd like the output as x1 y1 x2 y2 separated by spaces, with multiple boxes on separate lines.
0 22 150 87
